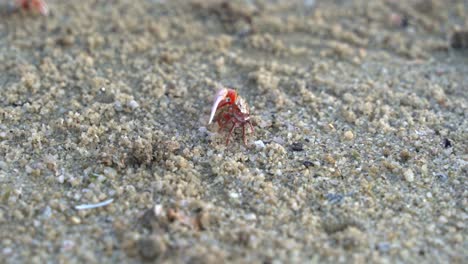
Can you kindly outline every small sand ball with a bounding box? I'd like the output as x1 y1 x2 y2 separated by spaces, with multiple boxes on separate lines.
403 169 414 182
343 130 354 140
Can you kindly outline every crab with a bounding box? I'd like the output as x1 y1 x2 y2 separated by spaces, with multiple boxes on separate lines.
208 88 254 145
16 0 48 15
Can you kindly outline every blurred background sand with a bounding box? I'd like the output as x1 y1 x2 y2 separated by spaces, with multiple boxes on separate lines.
0 0 466 262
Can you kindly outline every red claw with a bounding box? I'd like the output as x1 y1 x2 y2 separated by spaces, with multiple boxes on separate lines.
208 87 254 145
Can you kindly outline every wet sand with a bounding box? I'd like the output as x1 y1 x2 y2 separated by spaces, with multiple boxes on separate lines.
0 0 467 263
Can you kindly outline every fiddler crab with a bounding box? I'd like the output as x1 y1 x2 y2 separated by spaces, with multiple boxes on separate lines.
208 88 254 145
15 0 49 15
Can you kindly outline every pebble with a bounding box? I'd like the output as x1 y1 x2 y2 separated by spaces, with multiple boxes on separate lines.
62 240 75 251
399 150 411 162
2 247 12 256
326 193 344 204
114 101 123 112
376 242 391 253
57 175 65 184
435 173 448 182
272 136 285 145
403 169 415 182
438 216 448 224
302 160 314 168
290 142 304 151
245 213 257 221
0 161 7 170
103 167 117 179
127 100 139 110
254 140 265 149
442 138 452 148
198 126 208 133
138 236 167 260
229 192 240 199
70 216 82 225
451 30 468 49
153 204 164 216
41 206 52 219
97 174 107 183
343 130 354 140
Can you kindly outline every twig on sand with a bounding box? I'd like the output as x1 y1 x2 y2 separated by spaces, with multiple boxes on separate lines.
74 198 114 210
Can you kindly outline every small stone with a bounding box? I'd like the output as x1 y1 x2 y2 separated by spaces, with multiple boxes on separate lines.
435 173 448 182
70 216 81 225
442 138 452 148
114 101 123 112
403 169 414 182
57 175 65 184
326 193 344 204
138 236 167 260
343 130 354 140
0 161 7 170
302 160 314 168
62 240 75 251
229 192 240 199
2 247 12 256
324 155 336 165
376 242 391 253
198 126 208 133
153 204 164 216
56 35 75 46
254 140 265 149
103 167 117 179
127 100 139 110
272 136 285 145
290 142 304 151
41 206 52 219
245 213 257 221
450 30 468 49
97 174 107 183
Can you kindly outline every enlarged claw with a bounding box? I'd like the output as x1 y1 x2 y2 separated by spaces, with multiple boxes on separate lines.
208 88 238 125
208 88 228 125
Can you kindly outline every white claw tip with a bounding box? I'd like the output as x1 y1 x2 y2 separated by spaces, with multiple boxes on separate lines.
208 88 228 124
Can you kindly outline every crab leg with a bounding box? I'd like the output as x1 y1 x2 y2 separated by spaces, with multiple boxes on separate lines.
226 122 237 145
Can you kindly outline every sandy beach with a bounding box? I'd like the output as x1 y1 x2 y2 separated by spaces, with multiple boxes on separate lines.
0 0 467 263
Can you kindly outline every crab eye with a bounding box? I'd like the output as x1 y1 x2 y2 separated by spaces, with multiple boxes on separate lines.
226 97 231 102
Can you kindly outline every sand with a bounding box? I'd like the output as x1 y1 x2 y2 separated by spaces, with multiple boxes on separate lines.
0 0 467 263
